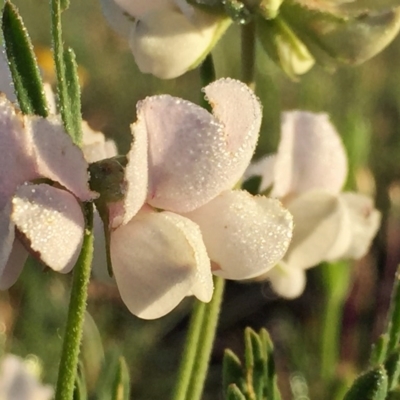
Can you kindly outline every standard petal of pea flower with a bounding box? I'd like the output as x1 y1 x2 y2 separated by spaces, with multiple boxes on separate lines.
103 78 293 319
100 0 230 79
0 355 53 400
245 111 381 298
0 96 95 290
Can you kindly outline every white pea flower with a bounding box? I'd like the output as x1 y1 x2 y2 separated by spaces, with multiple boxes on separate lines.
0 355 53 400
0 96 95 290
98 78 293 319
245 111 381 298
100 0 230 79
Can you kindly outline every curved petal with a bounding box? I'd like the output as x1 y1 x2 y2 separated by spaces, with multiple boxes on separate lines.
263 263 306 299
184 190 293 280
114 0 174 18
100 0 134 37
284 190 352 269
244 155 276 192
82 121 118 163
0 202 15 279
0 96 38 208
0 240 28 290
272 111 348 198
340 192 381 259
111 210 212 319
142 79 261 212
26 115 94 201
11 183 85 273
130 6 224 79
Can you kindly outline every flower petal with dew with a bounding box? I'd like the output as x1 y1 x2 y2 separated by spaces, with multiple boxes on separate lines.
0 96 94 288
111 209 212 319
142 78 261 213
184 190 293 280
104 78 293 318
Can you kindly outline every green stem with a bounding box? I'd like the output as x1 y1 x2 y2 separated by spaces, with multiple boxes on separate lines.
171 277 225 400
319 262 351 382
185 276 225 400
171 301 206 400
241 21 256 90
55 203 94 400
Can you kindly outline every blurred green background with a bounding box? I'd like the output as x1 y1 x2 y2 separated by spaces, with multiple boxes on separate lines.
1 1 400 399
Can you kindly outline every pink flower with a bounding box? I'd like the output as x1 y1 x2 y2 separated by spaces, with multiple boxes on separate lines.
103 78 293 319
0 96 94 289
246 111 381 298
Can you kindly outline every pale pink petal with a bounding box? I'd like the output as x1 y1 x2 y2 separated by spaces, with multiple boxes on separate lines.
100 0 133 37
110 210 212 319
284 190 352 269
114 0 173 17
0 355 53 400
339 192 381 259
82 121 118 163
244 155 276 192
263 263 306 299
143 79 261 212
183 190 293 280
11 183 85 273
0 202 15 279
0 240 28 290
0 96 38 207
272 111 348 198
26 115 94 201
130 7 224 79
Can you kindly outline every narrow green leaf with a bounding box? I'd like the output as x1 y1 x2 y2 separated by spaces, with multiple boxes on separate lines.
73 362 87 400
244 328 255 372
387 268 400 356
343 366 388 400
227 384 247 400
63 47 82 145
249 330 266 399
385 348 400 391
370 335 389 366
223 350 247 396
2 1 49 116
111 357 130 400
260 329 282 400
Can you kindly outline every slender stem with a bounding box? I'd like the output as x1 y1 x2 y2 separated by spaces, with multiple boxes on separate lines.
171 301 206 400
55 203 94 400
185 276 225 400
241 21 256 90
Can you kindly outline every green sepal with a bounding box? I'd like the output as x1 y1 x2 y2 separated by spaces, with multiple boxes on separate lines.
222 350 247 396
256 15 314 80
73 362 87 400
2 1 49 116
111 356 130 400
226 384 247 400
95 349 123 400
63 47 83 146
385 348 400 391
343 366 388 400
281 1 400 67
